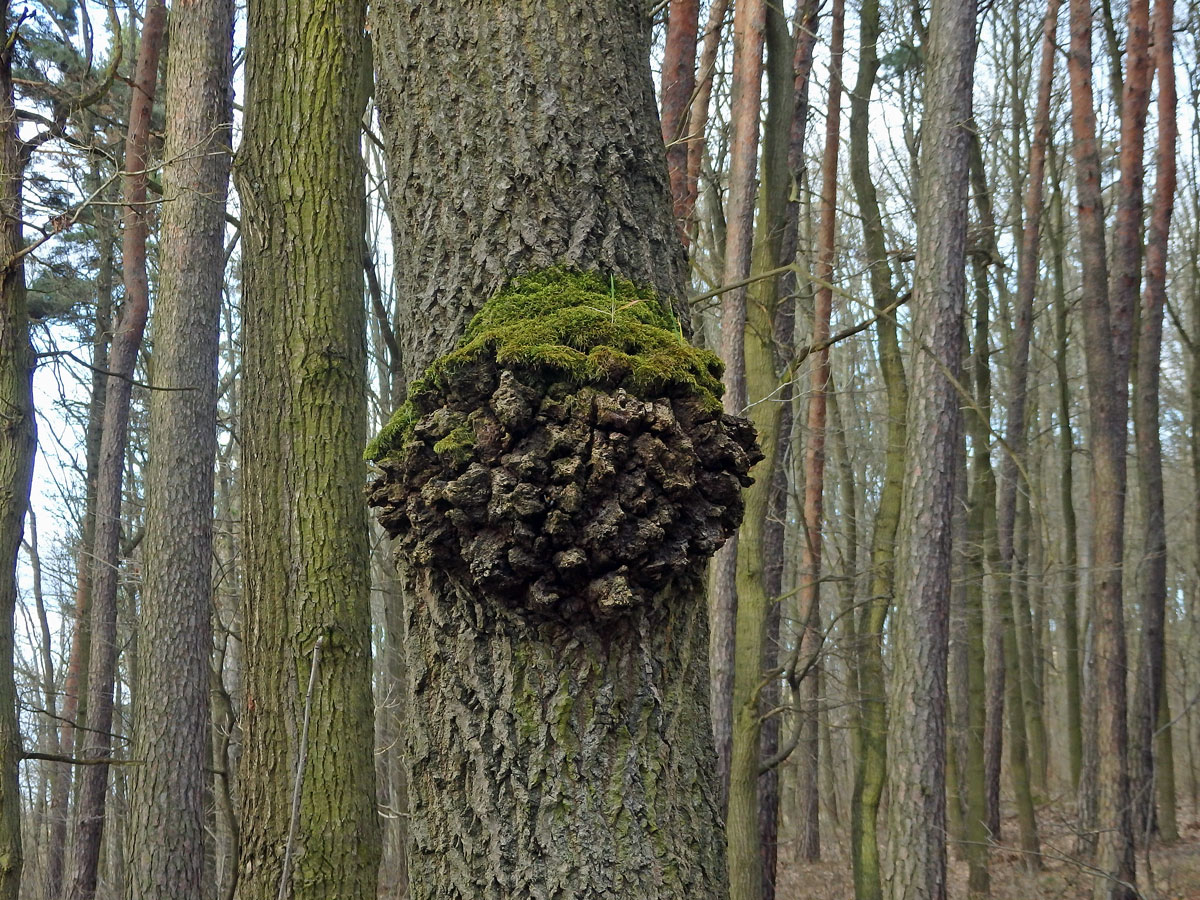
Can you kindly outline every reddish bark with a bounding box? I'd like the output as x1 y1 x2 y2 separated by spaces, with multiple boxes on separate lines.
1131 0 1178 843
661 0 700 243
683 0 730 235
65 3 166 898
1065 0 1138 895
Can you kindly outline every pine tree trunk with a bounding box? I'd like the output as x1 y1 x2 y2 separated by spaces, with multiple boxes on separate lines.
124 3 233 897
369 3 734 897
883 0 976 894
67 6 166 895
233 1 381 897
1131 0 1178 844
0 14 36 898
661 0 700 243
1066 0 1138 893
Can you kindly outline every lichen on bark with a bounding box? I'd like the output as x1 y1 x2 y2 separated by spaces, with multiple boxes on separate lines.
366 268 760 619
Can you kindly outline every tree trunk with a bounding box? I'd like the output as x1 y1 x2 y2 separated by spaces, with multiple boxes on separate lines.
883 0 976 895
125 2 233 897
233 0 381 897
795 0 844 866
1049 162 1083 792
1130 0 1178 844
369 3 739 897
0 13 37 898
67 5 166 896
714 0 767 821
684 0 732 239
661 0 700 243
847 0 908 891
1066 0 1138 894
47 159 114 900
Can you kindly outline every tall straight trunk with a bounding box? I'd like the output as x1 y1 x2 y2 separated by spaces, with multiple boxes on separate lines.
124 3 233 898
995 0 1058 811
234 0 380 897
795 0 844 865
961 331 993 896
1066 0 1138 895
67 6 166 897
883 0 976 897
714 0 767 814
1005 440 1041 863
758 8 819 894
1131 0 1178 844
0 12 37 898
1049 164 1082 791
684 0 732 236
662 0 700 242
369 3 739 897
48 164 114 900
847 0 908 892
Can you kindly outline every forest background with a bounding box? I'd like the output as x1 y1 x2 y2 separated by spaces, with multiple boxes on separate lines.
2 0 1200 899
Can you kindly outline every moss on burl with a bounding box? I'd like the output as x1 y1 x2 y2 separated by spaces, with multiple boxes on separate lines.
364 267 759 619
364 268 724 463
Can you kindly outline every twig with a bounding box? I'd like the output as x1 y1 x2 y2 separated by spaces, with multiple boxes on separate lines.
278 636 325 900
21 751 141 766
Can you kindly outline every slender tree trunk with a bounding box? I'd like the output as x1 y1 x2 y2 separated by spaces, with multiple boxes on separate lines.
961 329 993 896
684 0 731 237
1066 0 1138 894
758 9 819 892
1049 163 1083 792
1131 0 1178 844
125 2 233 897
714 0 767 821
847 0 908 891
47 163 113 900
995 0 1058 817
67 6 166 896
234 1 381 898
662 0 700 243
796 0 844 865
0 13 37 898
883 0 976 896
369 4 737 897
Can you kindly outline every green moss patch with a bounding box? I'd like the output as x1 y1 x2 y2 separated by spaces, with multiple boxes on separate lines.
365 268 724 463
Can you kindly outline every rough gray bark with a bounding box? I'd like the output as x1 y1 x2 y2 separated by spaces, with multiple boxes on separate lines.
372 1 688 388
124 2 233 898
369 3 736 897
233 1 381 897
883 0 977 896
0 13 36 898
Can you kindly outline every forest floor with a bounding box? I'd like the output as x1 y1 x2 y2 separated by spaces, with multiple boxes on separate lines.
777 803 1200 898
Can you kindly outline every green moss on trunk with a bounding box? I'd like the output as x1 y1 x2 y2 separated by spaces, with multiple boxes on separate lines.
366 268 723 462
